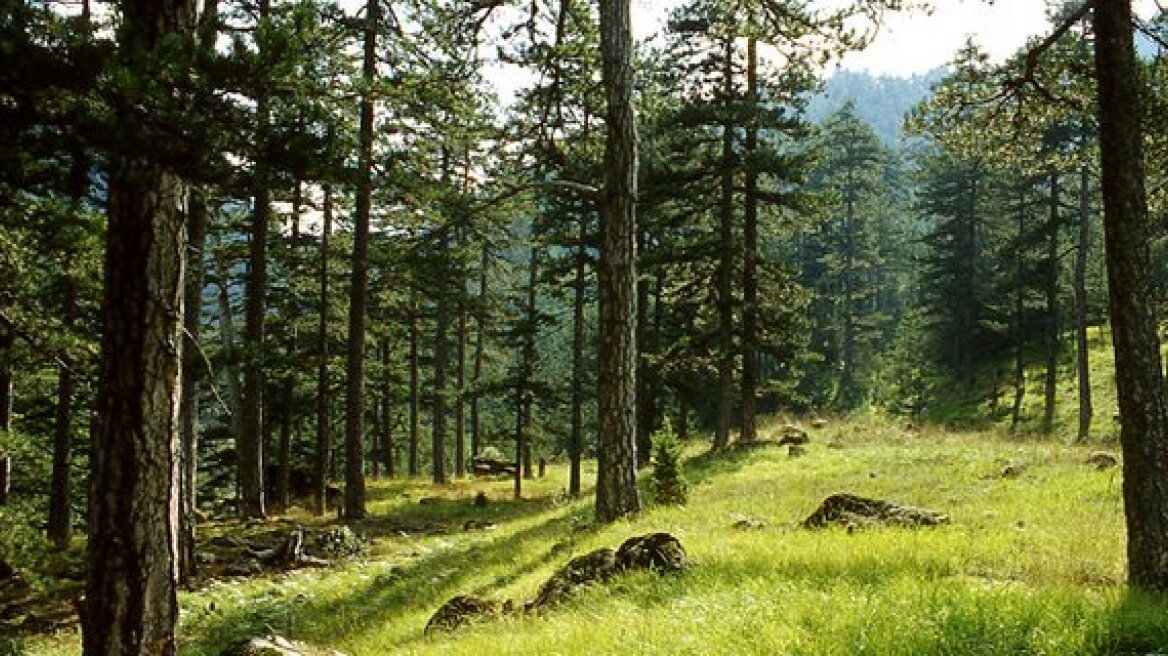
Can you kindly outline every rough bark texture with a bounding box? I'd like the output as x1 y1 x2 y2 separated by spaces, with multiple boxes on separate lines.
714 38 735 450
343 0 378 518
85 146 188 656
83 2 194 652
1074 161 1093 442
740 36 759 443
595 0 641 523
1093 0 1168 591
179 189 207 578
313 185 333 516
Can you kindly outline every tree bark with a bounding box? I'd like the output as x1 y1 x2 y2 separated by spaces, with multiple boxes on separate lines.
47 275 76 549
1093 0 1168 591
240 0 272 521
595 0 641 523
179 189 206 579
433 237 450 485
343 0 379 518
714 37 735 450
381 337 395 477
569 213 587 498
408 292 420 476
740 35 760 443
470 244 488 461
455 255 467 478
0 321 11 505
1074 160 1093 442
1042 171 1060 434
313 184 333 516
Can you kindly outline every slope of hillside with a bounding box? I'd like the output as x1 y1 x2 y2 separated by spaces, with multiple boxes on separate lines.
15 414 1163 656
806 68 946 144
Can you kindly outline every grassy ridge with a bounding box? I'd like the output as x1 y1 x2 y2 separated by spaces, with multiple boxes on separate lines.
17 417 1168 655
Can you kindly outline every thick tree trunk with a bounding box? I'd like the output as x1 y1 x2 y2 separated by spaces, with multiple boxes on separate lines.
48 275 76 549
740 35 760 443
179 189 206 579
1042 171 1060 434
343 0 379 519
569 214 586 498
1074 161 1093 442
714 38 735 450
1093 0 1168 591
595 0 641 523
84 4 194 651
313 185 333 516
85 157 189 656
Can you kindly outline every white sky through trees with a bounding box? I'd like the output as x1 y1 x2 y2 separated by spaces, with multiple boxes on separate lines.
633 0 1161 76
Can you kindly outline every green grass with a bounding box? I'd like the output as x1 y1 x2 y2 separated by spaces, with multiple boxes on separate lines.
12 416 1168 655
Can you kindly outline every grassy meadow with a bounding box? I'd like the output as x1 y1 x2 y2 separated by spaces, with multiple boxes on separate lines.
13 412 1168 655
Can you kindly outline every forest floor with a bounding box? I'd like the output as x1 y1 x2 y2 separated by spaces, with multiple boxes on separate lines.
10 414 1168 655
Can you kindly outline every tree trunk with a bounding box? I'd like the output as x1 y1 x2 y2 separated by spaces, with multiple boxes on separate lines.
568 213 586 498
47 275 76 549
740 35 760 442
595 0 641 523
343 0 379 519
1093 0 1168 591
239 0 271 522
1074 160 1093 442
635 253 652 461
470 245 488 461
277 181 302 512
455 266 467 478
1042 171 1060 434
520 241 538 484
1011 187 1026 432
313 185 333 516
714 37 735 450
408 294 420 476
179 189 206 578
381 337 395 477
433 241 451 486
211 239 245 445
0 321 11 505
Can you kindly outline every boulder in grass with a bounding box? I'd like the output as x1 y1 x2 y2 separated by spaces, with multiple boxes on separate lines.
777 424 809 446
802 493 948 530
425 595 516 634
530 547 619 609
1086 451 1119 470
616 532 686 573
222 635 347 656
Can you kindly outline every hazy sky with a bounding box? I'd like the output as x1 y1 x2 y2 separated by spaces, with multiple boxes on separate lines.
635 0 1162 77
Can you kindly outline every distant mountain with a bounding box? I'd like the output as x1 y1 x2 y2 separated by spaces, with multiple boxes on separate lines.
805 67 947 145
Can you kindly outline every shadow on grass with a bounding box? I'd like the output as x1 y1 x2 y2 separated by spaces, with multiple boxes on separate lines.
179 490 600 654
683 441 784 485
1086 589 1168 655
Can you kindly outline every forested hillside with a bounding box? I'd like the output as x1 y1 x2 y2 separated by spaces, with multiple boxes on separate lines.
3 0 1168 653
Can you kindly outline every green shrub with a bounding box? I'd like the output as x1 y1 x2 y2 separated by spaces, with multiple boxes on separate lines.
651 419 688 505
